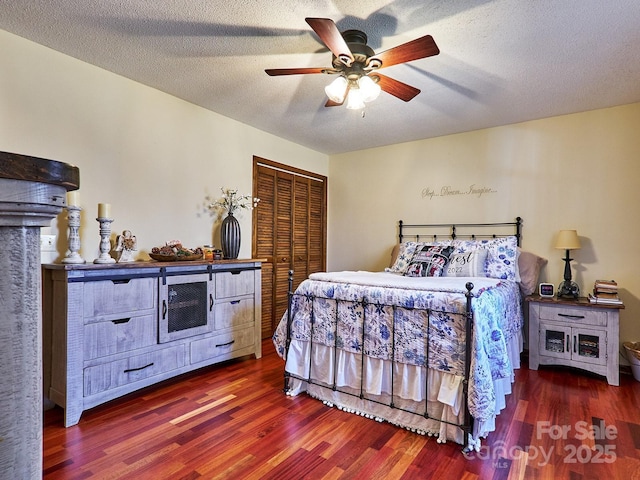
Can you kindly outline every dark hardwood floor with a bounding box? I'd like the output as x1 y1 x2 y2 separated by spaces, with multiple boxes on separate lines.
43 340 640 479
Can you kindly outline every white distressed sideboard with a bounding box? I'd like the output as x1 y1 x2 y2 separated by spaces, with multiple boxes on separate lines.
42 259 262 427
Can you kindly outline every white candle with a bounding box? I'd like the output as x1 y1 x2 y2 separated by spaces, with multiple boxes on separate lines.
67 190 79 207
98 203 111 218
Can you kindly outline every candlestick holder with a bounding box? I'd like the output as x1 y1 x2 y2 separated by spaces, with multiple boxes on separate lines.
62 205 85 264
94 217 116 264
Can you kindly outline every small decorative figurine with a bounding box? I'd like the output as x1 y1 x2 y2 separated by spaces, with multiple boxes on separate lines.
115 229 137 263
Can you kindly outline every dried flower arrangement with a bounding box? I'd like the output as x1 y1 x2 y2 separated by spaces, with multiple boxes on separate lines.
207 187 260 219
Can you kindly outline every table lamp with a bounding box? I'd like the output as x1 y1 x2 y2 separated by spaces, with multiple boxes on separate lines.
555 229 581 298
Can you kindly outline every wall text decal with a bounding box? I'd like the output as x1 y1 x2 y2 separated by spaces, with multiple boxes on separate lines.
422 184 498 200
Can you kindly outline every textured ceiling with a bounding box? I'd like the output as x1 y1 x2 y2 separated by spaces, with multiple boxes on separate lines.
1 1 640 155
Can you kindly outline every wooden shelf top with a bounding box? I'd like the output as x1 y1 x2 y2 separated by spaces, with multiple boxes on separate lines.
525 294 624 309
0 150 80 190
43 258 266 271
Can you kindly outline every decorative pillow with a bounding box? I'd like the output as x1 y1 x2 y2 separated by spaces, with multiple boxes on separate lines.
405 245 454 277
484 236 520 281
386 240 452 274
517 248 548 295
385 242 420 274
443 249 489 277
451 239 481 255
452 236 520 281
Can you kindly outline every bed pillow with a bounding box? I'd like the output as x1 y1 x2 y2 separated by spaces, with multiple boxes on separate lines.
405 244 454 277
517 248 548 295
443 249 488 277
389 243 401 268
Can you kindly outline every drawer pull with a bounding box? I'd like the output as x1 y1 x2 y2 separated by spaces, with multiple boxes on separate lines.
124 362 154 373
111 279 131 285
558 313 585 319
230 300 241 305
112 318 131 325
216 340 235 348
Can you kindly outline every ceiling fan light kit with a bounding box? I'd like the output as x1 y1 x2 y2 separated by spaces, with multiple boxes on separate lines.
324 76 348 103
324 74 380 106
346 88 366 110
265 17 439 110
357 75 381 103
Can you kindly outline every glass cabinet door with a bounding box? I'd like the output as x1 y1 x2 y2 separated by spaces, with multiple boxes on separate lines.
539 323 571 360
572 327 607 366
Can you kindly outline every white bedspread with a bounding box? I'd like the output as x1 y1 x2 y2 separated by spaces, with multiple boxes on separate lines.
273 270 523 446
309 271 501 292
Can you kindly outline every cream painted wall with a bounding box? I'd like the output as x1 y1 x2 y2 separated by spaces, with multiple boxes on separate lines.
328 103 640 361
0 29 328 262
3 27 639 367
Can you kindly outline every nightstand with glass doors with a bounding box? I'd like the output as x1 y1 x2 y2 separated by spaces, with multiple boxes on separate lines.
525 294 624 386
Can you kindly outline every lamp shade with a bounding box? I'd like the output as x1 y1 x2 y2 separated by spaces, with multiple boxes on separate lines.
345 88 366 110
324 76 348 103
555 230 581 250
357 75 381 102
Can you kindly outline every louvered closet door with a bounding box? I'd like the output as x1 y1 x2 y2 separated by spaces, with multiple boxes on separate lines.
253 157 326 339
255 167 275 340
274 171 294 337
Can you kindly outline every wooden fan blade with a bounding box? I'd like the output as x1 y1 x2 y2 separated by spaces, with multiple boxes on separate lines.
325 98 343 107
306 17 354 66
375 73 421 102
265 67 326 76
368 35 439 69
325 84 349 107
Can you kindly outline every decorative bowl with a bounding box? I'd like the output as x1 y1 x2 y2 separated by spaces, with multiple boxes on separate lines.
149 253 178 262
149 253 203 262
176 253 203 261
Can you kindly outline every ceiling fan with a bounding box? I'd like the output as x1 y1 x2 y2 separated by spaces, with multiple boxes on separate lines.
265 18 439 109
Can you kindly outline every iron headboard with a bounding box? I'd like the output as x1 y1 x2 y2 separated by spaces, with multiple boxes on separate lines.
398 217 522 246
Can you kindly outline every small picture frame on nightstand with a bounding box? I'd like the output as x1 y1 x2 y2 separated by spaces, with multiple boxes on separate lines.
539 283 555 297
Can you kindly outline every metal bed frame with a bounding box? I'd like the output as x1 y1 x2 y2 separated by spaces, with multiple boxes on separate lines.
399 217 522 246
282 217 522 451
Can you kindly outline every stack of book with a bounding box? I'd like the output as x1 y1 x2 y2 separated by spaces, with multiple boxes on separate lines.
588 280 623 305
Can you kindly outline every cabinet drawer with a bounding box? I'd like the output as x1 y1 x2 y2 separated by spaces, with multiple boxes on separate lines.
83 277 156 320
190 327 255 364
215 270 255 298
538 305 607 327
214 297 254 330
84 314 157 360
83 345 186 396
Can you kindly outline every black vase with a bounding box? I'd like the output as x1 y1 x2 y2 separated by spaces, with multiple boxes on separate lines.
220 213 241 259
